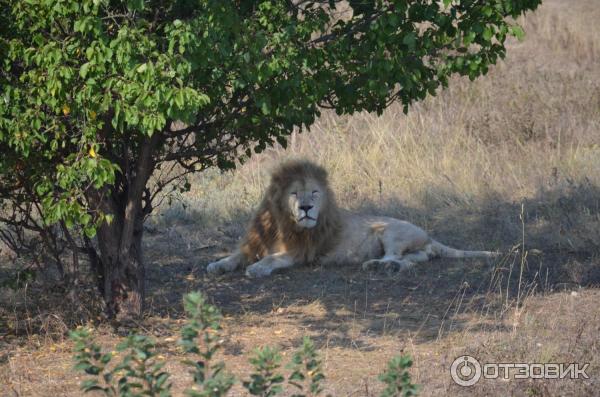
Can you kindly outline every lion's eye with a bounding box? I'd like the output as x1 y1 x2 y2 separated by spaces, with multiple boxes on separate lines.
312 190 319 196
290 192 297 196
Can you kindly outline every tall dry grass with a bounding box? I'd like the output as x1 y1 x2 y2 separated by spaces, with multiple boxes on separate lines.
152 0 600 266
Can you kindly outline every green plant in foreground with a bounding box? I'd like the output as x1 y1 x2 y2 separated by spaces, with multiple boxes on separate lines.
72 292 418 396
244 346 285 396
379 356 419 397
71 329 171 396
179 292 234 397
287 336 326 397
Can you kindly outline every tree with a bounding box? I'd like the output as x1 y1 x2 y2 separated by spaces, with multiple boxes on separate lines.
0 0 541 319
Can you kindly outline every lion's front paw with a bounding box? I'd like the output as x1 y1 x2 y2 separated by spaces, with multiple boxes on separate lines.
362 259 384 272
362 258 414 275
206 261 224 275
206 255 239 275
245 263 273 278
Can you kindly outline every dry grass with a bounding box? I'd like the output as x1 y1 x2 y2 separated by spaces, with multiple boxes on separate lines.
159 1 600 257
2 0 600 396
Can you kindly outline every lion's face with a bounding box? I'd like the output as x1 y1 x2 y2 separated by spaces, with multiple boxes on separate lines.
285 178 324 229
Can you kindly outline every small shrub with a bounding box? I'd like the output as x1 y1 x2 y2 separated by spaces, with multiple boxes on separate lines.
244 346 285 396
71 330 171 396
180 292 235 397
287 336 326 397
71 292 418 396
379 356 420 397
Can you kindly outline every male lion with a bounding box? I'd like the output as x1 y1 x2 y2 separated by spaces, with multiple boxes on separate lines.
207 160 497 278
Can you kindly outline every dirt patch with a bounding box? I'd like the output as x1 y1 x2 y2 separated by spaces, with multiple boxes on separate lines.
2 224 598 396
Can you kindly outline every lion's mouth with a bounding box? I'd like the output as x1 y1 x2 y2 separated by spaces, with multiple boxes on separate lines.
298 216 316 221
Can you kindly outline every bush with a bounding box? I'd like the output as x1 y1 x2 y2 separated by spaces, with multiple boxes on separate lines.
71 292 418 396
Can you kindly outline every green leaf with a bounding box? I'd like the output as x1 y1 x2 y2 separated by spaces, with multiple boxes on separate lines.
260 100 271 115
402 32 417 50
126 0 144 11
84 226 97 238
511 25 525 41
175 90 184 109
80 62 91 78
483 27 493 42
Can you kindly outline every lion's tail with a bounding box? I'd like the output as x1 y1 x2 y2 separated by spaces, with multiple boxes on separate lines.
429 240 499 259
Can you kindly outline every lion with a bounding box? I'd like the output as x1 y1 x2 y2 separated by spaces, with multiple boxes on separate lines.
206 160 498 278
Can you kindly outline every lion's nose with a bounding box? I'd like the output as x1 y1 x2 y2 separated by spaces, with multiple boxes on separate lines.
299 205 313 213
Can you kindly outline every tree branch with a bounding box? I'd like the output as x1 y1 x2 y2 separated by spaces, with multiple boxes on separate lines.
118 132 162 258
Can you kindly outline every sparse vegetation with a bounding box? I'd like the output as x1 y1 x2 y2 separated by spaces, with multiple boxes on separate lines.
72 331 172 397
378 356 419 397
71 292 418 397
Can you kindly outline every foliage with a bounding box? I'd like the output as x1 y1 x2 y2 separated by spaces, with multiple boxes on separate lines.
71 329 172 397
72 292 419 396
244 346 285 396
379 356 419 397
287 336 327 397
0 0 543 233
179 292 235 397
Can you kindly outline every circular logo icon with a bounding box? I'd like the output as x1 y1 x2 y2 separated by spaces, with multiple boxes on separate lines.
450 355 482 386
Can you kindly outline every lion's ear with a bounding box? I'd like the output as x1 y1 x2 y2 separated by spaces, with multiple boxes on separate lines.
265 182 282 204
269 170 288 190
314 167 328 184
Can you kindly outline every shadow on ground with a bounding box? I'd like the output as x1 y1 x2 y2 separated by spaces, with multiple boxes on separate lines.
144 180 600 348
1 176 599 397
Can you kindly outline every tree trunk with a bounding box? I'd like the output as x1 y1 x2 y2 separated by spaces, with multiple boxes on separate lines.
86 133 160 320
95 216 146 320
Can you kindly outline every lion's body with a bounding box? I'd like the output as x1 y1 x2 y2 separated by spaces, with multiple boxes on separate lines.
207 160 497 278
319 213 427 266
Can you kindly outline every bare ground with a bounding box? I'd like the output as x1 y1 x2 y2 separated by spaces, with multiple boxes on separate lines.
2 220 599 396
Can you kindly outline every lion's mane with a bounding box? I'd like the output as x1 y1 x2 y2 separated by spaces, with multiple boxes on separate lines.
239 160 342 265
